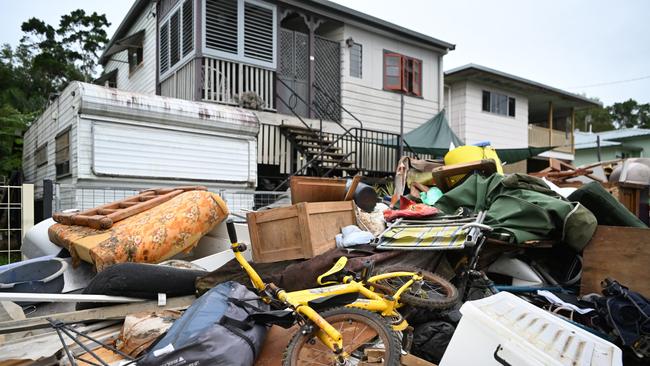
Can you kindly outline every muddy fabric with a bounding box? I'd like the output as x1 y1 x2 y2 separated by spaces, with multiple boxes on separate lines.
77 262 206 310
383 196 440 222
117 310 182 357
48 191 228 271
435 173 597 251
411 321 456 364
196 246 453 294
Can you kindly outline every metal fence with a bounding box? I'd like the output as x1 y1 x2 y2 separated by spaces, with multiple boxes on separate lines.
52 184 290 223
0 184 34 264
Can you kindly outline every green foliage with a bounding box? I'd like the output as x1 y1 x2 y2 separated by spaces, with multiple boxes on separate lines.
575 97 650 132
0 10 110 181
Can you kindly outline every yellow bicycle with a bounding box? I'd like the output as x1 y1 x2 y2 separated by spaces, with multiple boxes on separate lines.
226 220 458 365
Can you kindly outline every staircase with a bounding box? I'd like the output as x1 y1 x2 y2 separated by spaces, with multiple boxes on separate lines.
279 125 356 176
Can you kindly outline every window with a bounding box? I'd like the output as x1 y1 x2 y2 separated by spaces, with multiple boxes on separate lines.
106 71 117 88
204 0 277 68
383 51 422 96
128 45 143 73
482 90 516 117
350 43 362 78
55 130 70 177
159 0 194 77
35 144 47 167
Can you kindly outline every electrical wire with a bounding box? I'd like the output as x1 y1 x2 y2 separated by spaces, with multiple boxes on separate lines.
568 75 650 89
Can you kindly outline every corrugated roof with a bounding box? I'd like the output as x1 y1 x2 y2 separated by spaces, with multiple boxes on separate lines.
445 64 601 107
101 0 455 64
574 129 650 150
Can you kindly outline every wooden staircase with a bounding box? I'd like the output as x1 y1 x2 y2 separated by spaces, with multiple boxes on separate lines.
279 125 356 176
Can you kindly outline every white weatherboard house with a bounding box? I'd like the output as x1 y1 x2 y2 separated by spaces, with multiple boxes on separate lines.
24 0 457 211
444 64 600 173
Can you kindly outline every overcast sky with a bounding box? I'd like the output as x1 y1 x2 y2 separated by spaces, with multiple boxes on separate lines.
1 0 648 105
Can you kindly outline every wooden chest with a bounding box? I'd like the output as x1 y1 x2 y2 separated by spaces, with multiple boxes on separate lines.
246 201 356 263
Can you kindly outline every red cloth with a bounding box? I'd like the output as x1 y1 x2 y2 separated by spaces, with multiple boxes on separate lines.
383 196 439 222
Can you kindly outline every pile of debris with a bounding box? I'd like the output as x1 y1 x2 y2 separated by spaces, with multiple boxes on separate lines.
1 146 649 366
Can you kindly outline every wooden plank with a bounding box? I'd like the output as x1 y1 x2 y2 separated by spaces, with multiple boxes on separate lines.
581 226 650 297
0 295 195 334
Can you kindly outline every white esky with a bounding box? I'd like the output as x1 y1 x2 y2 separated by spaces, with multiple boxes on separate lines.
1 0 648 105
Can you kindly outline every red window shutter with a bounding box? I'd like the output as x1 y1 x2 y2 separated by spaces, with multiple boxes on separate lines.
383 53 403 91
412 59 422 96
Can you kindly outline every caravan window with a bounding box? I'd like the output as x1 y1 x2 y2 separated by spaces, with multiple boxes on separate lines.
55 129 70 178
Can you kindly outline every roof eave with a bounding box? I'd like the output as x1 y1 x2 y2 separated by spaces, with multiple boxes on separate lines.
99 0 150 65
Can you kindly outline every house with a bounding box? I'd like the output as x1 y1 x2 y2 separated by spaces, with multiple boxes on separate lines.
23 0 459 214
444 64 601 173
96 0 455 187
573 128 650 167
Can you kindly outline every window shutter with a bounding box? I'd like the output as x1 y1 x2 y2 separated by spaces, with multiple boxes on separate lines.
412 59 422 96
244 2 274 62
205 0 238 54
160 22 169 74
182 0 193 57
169 10 181 66
383 53 402 91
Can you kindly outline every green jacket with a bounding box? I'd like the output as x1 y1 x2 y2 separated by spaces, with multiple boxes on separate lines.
434 174 597 251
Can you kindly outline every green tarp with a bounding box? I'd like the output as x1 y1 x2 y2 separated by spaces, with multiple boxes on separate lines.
387 111 554 162
434 173 597 251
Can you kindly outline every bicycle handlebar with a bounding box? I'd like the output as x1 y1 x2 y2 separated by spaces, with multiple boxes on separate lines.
226 219 238 243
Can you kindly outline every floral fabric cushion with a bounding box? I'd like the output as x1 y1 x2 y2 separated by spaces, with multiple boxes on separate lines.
49 191 229 271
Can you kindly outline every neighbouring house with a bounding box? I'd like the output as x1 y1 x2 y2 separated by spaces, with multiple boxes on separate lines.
573 128 650 167
444 64 601 173
23 0 456 214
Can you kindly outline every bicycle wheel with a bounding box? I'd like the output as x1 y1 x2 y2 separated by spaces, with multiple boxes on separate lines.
282 307 401 366
371 265 459 310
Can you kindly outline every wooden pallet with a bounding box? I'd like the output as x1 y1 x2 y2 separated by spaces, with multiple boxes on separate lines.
53 186 207 229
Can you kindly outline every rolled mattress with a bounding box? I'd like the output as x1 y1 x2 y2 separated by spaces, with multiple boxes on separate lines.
48 191 229 271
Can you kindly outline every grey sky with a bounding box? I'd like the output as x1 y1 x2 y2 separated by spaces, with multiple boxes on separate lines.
1 0 648 105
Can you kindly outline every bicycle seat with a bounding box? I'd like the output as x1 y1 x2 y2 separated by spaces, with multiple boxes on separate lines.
249 310 295 329
317 257 348 285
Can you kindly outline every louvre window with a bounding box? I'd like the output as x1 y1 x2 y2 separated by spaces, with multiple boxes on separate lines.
35 144 47 167
55 130 70 178
182 0 194 57
160 22 169 74
244 2 273 62
350 43 362 78
383 51 422 96
204 0 276 67
169 11 180 66
159 0 194 77
205 0 238 54
482 90 516 117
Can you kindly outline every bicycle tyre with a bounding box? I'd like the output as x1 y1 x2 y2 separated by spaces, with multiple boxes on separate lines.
371 265 459 310
282 307 401 366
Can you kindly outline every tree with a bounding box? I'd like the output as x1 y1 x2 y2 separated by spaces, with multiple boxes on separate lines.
0 10 110 181
608 99 650 129
575 97 614 132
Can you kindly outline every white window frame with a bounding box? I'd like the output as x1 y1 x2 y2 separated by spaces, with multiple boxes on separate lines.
201 0 277 70
482 90 516 118
159 0 196 81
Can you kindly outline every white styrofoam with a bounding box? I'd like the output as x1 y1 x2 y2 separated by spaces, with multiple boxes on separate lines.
440 292 622 366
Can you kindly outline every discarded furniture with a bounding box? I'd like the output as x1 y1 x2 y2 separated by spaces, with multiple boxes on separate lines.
247 201 356 263
440 292 622 366
48 190 229 271
290 176 347 204
377 212 486 251
582 225 650 298
53 186 207 229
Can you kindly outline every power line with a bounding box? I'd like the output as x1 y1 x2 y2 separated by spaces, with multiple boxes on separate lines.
568 75 650 89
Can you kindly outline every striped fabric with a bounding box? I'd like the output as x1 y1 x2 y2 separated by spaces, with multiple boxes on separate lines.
377 225 468 250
